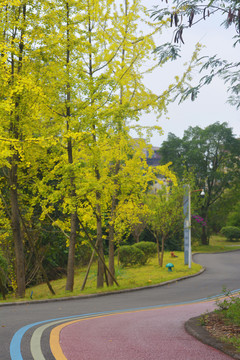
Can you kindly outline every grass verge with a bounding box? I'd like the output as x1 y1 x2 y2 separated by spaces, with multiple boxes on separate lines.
1 235 239 304
192 235 240 253
201 291 240 355
0 251 201 303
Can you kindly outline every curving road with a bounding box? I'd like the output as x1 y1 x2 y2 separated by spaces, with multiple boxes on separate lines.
1 251 240 360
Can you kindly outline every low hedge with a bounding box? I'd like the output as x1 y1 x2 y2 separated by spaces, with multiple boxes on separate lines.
119 241 157 267
221 226 240 241
133 241 157 260
118 245 146 267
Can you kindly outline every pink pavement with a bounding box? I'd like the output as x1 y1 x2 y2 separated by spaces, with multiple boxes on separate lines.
59 300 233 360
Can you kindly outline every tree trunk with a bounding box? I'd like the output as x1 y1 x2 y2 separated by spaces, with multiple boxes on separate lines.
160 235 165 268
201 210 209 245
65 136 78 292
201 225 209 245
108 221 115 286
156 235 160 266
65 211 78 291
0 277 6 300
96 202 104 288
65 3 77 291
20 214 55 295
108 191 119 286
81 247 96 291
78 216 119 287
8 3 26 299
10 161 25 298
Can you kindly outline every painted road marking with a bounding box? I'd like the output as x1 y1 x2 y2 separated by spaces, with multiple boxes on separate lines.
10 314 101 360
30 315 96 360
10 290 240 360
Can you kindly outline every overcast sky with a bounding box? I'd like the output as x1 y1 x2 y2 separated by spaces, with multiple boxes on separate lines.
136 1 240 146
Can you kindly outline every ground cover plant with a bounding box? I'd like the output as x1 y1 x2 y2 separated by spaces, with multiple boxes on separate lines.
192 235 240 253
201 290 240 355
1 235 239 303
0 251 201 303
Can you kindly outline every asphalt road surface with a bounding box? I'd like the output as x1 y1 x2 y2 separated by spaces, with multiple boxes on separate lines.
1 251 240 360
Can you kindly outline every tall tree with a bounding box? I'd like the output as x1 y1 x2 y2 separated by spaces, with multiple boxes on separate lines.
0 0 44 297
151 0 240 108
0 0 192 294
159 122 240 244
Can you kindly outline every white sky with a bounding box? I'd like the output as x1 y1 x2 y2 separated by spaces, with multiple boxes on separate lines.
137 1 240 146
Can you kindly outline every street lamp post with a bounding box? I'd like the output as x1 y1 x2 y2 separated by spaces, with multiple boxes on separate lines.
184 186 205 269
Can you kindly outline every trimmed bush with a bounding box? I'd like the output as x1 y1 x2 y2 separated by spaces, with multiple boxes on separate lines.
118 245 146 267
221 226 240 241
133 241 157 262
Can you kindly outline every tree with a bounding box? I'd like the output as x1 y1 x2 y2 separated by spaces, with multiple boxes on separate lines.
145 184 184 267
151 0 240 108
159 122 240 244
0 0 46 297
0 0 193 295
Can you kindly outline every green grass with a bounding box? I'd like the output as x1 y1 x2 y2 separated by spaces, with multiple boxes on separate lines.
0 251 201 303
215 292 240 353
192 234 240 253
1 235 239 303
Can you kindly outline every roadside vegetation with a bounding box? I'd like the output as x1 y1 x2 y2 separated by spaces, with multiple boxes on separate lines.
200 290 240 355
0 1 239 301
0 251 201 303
193 235 240 253
1 235 240 303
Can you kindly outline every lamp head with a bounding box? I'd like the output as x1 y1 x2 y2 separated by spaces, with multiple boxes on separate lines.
200 189 205 198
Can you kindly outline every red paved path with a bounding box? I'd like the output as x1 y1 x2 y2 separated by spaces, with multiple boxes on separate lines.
59 300 233 360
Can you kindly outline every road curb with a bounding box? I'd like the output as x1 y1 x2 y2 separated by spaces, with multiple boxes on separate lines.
185 313 240 359
0 267 205 307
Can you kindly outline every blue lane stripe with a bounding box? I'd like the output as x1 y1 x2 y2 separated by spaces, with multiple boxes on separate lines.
10 312 103 360
10 289 240 360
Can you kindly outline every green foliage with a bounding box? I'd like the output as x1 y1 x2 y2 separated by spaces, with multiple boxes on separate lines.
224 298 240 327
133 241 157 261
0 251 7 283
151 0 240 108
118 245 146 267
226 201 240 227
220 226 240 242
216 289 240 327
0 251 8 298
164 230 183 251
0 0 189 293
159 122 240 244
214 289 240 352
76 242 96 267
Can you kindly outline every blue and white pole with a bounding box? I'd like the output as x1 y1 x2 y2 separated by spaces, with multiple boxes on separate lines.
183 185 191 268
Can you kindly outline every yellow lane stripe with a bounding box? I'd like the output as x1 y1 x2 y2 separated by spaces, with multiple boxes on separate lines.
51 294 240 359
50 314 115 360
50 299 220 359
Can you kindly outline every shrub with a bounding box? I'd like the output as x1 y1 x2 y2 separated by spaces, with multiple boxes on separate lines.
118 245 146 267
220 226 240 241
76 242 96 266
133 241 157 262
216 289 240 327
0 252 8 283
0 252 8 299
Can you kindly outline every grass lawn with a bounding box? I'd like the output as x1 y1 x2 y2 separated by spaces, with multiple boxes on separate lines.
0 251 201 303
1 235 239 303
192 234 240 253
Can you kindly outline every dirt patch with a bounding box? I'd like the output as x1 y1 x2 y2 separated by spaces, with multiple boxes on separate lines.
185 312 240 359
205 312 240 342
